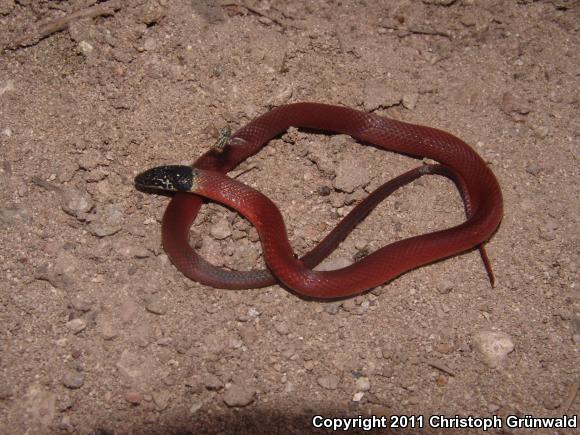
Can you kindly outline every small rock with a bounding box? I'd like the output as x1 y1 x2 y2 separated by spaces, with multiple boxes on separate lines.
66 318 87 334
270 85 293 106
99 320 118 340
0 79 15 97
78 149 103 170
115 238 150 258
137 2 167 25
274 321 290 335
437 279 454 294
60 188 93 219
317 185 332 196
363 81 402 111
190 401 203 414
525 163 542 177
223 384 255 407
317 375 339 390
402 93 419 110
146 295 167 315
203 374 224 391
341 299 357 312
143 37 157 51
70 294 93 312
501 92 530 115
323 302 341 315
333 159 370 193
152 390 171 411
352 392 365 402
62 371 85 389
0 205 31 224
78 41 93 55
87 204 123 237
472 331 515 367
542 396 561 410
125 391 141 405
210 218 232 240
355 377 371 392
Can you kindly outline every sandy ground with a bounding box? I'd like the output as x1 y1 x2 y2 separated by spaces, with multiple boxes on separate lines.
0 0 579 434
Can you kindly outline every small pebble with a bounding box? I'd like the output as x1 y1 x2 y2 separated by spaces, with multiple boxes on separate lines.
333 159 370 193
125 391 141 405
190 401 203 414
542 396 561 410
210 218 232 240
66 318 87 334
223 384 255 407
146 295 167 315
203 373 224 391
62 371 85 389
87 204 123 237
60 188 93 219
78 41 93 55
402 93 419 110
323 302 341 315
355 377 371 392
317 375 339 390
100 321 118 340
152 390 171 410
501 92 530 115
274 321 290 335
352 392 365 402
363 81 402 111
437 279 454 294
317 185 332 196
525 163 542 177
472 331 515 367
70 295 93 312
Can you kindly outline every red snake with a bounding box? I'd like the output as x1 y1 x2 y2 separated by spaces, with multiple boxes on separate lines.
135 103 503 298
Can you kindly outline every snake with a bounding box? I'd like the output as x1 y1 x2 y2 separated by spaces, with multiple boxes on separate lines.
135 103 503 299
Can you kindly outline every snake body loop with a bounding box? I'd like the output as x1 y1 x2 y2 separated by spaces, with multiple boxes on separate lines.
147 103 502 298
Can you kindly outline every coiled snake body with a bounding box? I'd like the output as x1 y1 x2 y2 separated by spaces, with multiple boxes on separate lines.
135 103 503 299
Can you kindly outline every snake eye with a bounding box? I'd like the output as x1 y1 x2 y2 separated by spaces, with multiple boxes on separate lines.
173 168 193 191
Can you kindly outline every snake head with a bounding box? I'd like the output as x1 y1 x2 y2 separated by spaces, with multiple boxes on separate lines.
135 165 194 192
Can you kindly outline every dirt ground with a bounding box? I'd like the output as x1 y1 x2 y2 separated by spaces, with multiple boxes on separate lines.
0 0 578 434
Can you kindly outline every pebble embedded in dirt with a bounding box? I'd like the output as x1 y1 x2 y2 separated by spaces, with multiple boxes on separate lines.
317 375 339 390
99 320 118 341
501 92 531 115
210 218 232 240
146 295 167 315
152 390 171 411
437 279 454 294
355 377 371 392
62 370 85 389
70 294 93 312
472 331 515 367
402 92 419 110
0 205 31 224
125 391 141 405
223 384 256 407
363 81 402 111
66 318 87 334
87 204 123 237
333 159 370 193
60 188 94 219
203 373 224 391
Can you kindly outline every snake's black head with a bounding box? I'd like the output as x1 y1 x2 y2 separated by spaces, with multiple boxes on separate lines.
135 165 194 192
